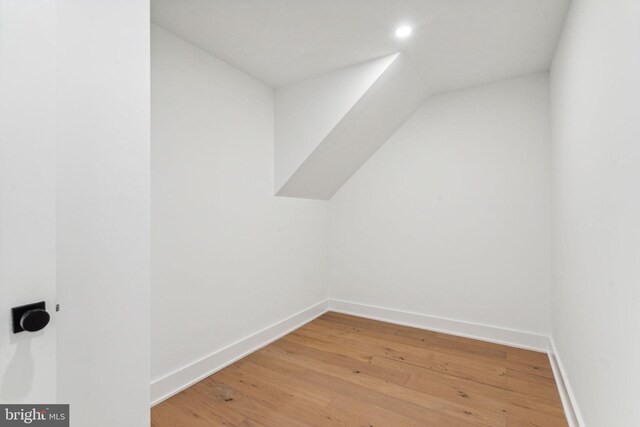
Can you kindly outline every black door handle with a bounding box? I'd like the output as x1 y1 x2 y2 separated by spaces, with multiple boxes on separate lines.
11 301 51 333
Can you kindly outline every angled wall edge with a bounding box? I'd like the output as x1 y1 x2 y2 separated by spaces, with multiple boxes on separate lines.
275 53 429 200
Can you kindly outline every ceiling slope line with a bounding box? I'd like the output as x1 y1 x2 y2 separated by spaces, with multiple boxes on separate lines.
275 53 399 193
275 53 429 200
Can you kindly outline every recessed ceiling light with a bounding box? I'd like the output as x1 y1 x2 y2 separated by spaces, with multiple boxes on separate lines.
395 25 413 39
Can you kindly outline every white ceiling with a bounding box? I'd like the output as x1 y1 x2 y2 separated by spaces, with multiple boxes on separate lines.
151 0 569 92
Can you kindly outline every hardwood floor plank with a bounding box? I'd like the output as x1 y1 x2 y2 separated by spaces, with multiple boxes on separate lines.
278 336 412 384
238 360 337 406
248 349 482 426
214 365 346 427
506 359 555 379
196 377 312 427
400 358 565 422
152 382 250 426
310 318 508 363
504 369 562 402
151 312 568 427
326 394 426 427
507 347 551 366
261 341 506 426
299 322 511 388
321 313 511 358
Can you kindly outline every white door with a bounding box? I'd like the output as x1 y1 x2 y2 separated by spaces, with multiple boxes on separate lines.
1 3 150 425
0 0 58 403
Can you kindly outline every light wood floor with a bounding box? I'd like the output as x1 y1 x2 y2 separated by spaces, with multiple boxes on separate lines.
152 312 568 427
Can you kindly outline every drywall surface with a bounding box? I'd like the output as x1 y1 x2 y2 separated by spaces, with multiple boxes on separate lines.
550 0 640 424
275 54 396 191
329 74 552 335
276 54 429 200
56 1 151 426
151 26 328 384
0 0 57 403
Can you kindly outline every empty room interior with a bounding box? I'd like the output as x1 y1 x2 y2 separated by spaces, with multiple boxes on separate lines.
1 0 639 426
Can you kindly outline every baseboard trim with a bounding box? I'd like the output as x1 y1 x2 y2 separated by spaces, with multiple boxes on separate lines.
151 298 582 427
150 299 329 406
548 336 586 427
329 299 550 351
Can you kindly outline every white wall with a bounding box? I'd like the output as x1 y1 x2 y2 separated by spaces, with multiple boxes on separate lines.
0 0 57 403
329 74 551 335
151 26 328 385
550 0 640 425
56 1 150 426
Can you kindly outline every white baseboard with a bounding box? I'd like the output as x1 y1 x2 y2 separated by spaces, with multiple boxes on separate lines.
150 300 329 406
548 336 586 427
329 299 582 426
151 298 582 427
328 299 550 351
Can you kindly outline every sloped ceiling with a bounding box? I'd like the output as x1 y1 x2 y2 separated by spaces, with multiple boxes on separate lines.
274 54 399 195
152 0 570 199
276 53 428 199
152 0 569 92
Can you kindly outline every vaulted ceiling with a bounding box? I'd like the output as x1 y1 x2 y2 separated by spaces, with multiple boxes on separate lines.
152 0 569 92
